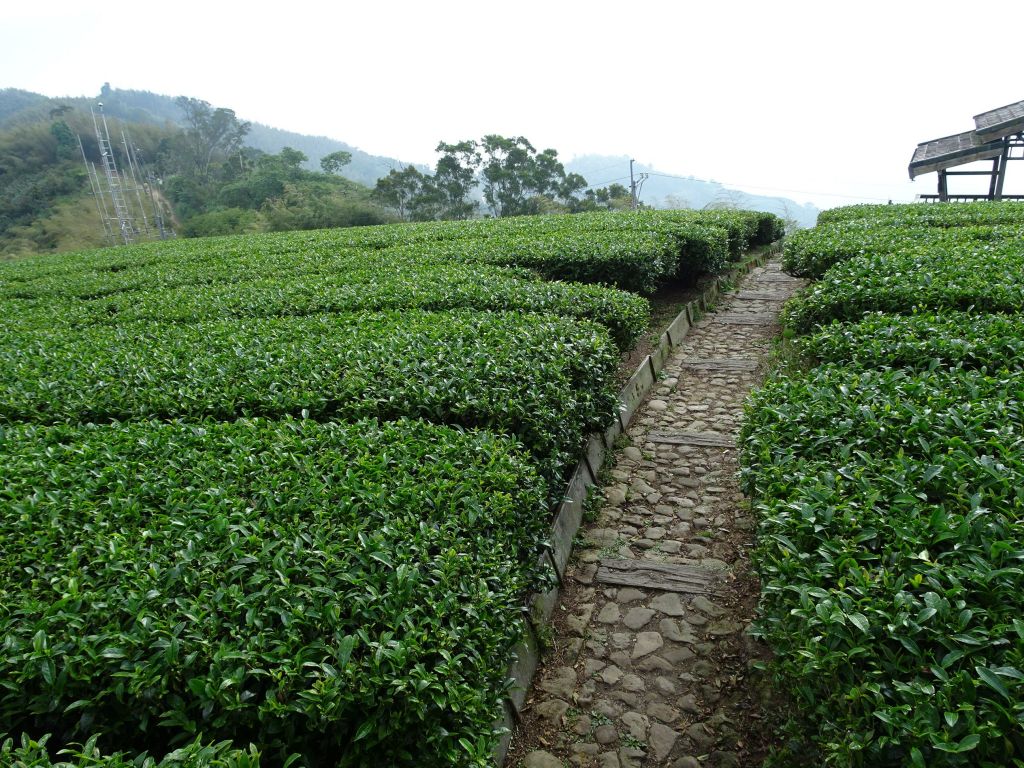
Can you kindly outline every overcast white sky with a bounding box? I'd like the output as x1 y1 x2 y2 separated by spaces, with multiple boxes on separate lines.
3 0 1022 209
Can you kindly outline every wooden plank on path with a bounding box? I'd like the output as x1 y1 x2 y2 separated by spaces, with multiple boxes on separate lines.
716 313 777 326
681 358 759 372
733 291 792 301
648 430 734 448
596 558 718 593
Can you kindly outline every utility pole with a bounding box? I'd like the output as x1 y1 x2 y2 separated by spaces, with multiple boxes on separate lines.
629 158 648 210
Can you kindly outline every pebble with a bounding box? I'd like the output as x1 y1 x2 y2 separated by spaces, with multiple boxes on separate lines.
631 631 663 659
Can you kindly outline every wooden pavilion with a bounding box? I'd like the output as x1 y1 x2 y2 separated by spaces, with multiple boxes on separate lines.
909 99 1024 201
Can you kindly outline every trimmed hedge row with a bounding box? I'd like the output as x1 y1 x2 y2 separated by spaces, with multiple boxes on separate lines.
802 312 1024 373
741 366 1024 766
816 200 1024 228
3 262 649 352
781 223 1024 279
0 417 549 767
781 240 1024 333
1 210 782 301
745 202 1024 766
0 310 617 489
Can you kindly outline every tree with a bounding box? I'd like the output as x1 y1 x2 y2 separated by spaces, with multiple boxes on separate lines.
320 150 352 175
477 136 582 217
175 96 250 181
373 166 427 221
432 140 479 220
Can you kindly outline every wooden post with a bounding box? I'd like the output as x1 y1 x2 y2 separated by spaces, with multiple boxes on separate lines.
994 139 1010 201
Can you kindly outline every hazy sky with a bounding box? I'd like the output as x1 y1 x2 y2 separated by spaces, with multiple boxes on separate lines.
4 0 1022 209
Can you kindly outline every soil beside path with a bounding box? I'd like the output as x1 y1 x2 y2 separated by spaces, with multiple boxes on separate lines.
507 259 805 768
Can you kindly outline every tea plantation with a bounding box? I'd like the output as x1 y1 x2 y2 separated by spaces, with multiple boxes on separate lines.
0 210 781 766
742 201 1024 766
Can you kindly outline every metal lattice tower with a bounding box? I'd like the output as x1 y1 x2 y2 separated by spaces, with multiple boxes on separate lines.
92 104 135 244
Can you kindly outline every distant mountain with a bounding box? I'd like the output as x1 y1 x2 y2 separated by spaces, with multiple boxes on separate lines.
566 155 820 228
0 86 426 187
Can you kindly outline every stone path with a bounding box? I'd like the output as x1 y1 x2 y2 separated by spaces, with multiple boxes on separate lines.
510 259 804 768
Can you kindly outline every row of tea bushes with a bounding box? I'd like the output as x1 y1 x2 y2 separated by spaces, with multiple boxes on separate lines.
0 418 549 766
0 210 783 300
781 222 1024 279
0 310 617 492
742 202 1024 766
3 261 649 352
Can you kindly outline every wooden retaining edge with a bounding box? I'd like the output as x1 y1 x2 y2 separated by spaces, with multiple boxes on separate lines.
493 244 776 764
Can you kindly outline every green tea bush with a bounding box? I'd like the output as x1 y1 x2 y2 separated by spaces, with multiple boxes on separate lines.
0 734 262 767
3 262 649 352
802 312 1024 372
741 366 1024 767
782 223 1024 279
782 241 1024 333
816 201 1024 228
0 418 548 766
0 310 617 488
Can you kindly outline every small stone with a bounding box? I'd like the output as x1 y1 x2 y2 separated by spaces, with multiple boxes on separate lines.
623 607 656 630
649 723 681 761
588 528 620 547
685 722 716 751
648 399 669 411
606 487 627 506
620 711 650 741
660 618 698 644
706 620 744 636
539 666 577 699
661 646 696 665
524 751 563 768
692 595 728 618
598 753 621 768
600 665 624 685
595 723 619 745
534 698 570 725
595 698 624 718
647 701 679 722
631 631 663 658
646 526 667 540
611 632 632 649
573 714 592 736
618 746 646 768
620 674 646 692
636 654 674 672
622 446 642 461
671 758 701 768
609 689 640 706
597 603 621 624
651 593 686 616
570 742 601 761
617 588 647 603
584 658 607 677
677 693 699 714
608 651 632 669
654 676 677 695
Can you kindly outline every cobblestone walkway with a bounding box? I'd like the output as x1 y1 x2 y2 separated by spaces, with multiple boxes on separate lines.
510 260 804 768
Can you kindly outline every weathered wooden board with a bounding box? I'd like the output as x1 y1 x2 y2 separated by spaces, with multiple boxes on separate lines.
715 313 778 326
681 358 759 372
648 430 734 448
733 291 792 301
596 558 718 593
